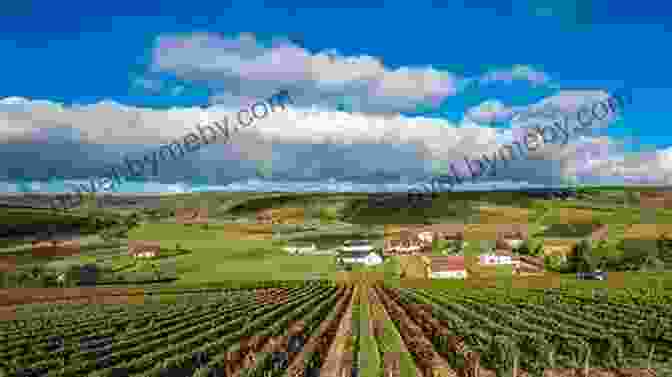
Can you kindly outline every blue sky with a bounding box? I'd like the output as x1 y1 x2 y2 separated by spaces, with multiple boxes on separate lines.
1 1 671 193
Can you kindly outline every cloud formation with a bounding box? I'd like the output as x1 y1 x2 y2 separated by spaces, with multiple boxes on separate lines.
149 33 557 114
0 85 653 187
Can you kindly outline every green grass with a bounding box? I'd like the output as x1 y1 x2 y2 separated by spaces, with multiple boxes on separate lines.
535 223 597 238
288 232 383 249
370 292 417 377
126 222 341 282
358 285 381 377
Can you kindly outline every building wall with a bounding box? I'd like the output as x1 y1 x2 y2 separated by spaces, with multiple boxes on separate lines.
479 254 512 265
430 270 467 279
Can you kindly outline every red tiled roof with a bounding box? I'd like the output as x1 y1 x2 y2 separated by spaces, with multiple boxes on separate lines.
128 240 161 255
428 256 465 271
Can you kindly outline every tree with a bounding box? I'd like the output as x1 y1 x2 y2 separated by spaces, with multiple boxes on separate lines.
569 239 594 273
151 263 162 281
125 212 141 229
30 265 44 280
515 240 532 256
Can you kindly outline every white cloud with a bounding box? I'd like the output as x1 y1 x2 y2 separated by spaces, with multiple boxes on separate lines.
0 87 650 186
479 64 555 87
149 32 554 113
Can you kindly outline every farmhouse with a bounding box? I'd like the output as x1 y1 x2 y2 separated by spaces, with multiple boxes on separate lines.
338 240 383 266
31 239 81 257
256 208 305 225
423 224 466 241
639 191 672 209
384 230 427 255
128 241 161 259
422 256 468 279
417 231 434 243
257 209 274 224
176 207 209 225
282 243 317 255
479 253 513 265
589 224 609 242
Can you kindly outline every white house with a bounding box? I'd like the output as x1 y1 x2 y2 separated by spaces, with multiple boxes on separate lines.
283 243 317 255
479 254 513 265
338 240 383 266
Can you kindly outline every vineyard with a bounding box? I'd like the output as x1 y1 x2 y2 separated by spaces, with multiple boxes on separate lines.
0 281 670 377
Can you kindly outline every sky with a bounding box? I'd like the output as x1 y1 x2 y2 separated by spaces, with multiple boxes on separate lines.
1 0 671 193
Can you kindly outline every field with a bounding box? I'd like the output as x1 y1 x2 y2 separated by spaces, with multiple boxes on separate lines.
0 281 670 377
3 190 672 376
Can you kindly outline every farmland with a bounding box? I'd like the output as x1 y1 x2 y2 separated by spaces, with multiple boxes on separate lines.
2 190 672 376
0 281 670 377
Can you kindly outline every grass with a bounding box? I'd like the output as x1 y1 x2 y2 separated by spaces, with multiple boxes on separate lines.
535 223 597 238
288 232 383 250
126 222 341 282
358 282 381 377
369 287 417 377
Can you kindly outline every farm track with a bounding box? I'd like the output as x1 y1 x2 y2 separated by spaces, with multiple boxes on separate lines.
0 287 147 307
285 286 353 377
381 287 500 377
125 286 335 377
1 282 669 377
319 285 357 377
228 288 343 377
13 285 323 377
0 286 310 363
376 285 455 377
402 288 667 377
368 286 423 377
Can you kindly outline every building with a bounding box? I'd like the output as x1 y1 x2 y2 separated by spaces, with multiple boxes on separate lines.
639 191 672 209
257 209 274 224
423 224 466 241
338 240 383 266
384 230 427 255
417 231 435 244
422 256 468 279
256 208 305 225
128 240 161 258
31 239 81 257
283 243 317 255
176 207 209 225
589 224 609 242
511 255 545 275
338 251 383 266
479 253 513 265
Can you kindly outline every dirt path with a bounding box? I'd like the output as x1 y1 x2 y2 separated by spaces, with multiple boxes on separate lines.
0 287 146 307
285 286 353 377
381 289 500 377
369 286 424 377
543 369 656 377
374 286 459 377
231 288 348 377
320 285 357 377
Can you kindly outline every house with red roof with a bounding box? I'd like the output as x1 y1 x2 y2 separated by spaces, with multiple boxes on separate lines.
421 256 468 279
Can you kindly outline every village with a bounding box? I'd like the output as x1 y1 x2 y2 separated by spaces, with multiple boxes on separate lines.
0 189 669 288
